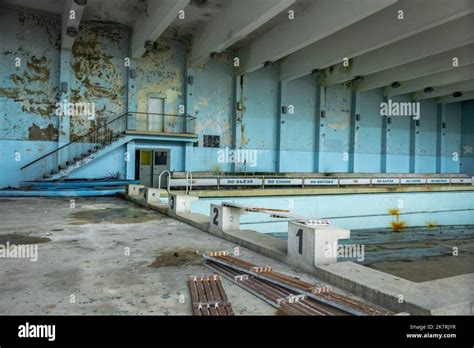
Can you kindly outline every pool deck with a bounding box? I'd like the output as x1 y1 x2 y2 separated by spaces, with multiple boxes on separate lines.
184 185 474 198
122 192 474 315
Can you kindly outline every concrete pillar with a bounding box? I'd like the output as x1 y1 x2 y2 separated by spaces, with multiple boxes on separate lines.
127 59 137 130
209 204 241 233
313 74 321 172
127 184 145 197
58 49 72 166
125 141 135 180
288 221 350 266
169 194 198 215
145 188 163 204
276 80 288 173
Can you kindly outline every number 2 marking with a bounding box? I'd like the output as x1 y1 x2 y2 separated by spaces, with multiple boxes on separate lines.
213 207 219 225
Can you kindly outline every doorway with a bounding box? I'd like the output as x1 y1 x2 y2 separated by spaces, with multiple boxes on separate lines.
135 149 170 188
147 97 165 132
152 149 170 188
137 149 152 187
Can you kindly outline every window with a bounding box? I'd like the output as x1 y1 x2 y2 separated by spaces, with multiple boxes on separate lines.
203 135 220 148
154 151 167 165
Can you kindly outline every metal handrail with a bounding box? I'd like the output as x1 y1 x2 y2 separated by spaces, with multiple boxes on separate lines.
158 170 171 194
20 112 128 170
185 171 193 195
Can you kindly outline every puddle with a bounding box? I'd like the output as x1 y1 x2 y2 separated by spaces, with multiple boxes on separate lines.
149 249 202 268
70 207 162 225
0 234 51 245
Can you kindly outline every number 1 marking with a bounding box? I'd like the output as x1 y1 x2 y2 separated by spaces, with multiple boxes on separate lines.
296 229 303 254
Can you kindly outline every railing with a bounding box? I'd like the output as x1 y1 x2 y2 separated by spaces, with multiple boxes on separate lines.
21 113 129 181
129 111 196 134
20 111 196 182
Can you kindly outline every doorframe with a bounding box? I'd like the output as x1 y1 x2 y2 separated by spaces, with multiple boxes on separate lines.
152 148 171 188
147 93 166 132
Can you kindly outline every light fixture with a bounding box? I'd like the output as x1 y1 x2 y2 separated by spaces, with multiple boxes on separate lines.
66 27 78 38
144 41 154 51
74 0 87 6
424 87 434 93
453 91 463 98
192 0 208 6
391 81 401 88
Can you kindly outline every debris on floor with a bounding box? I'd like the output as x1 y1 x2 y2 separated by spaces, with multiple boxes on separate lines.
204 252 394 316
188 274 234 316
149 249 202 268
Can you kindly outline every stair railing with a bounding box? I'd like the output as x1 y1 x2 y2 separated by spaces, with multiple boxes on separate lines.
20 112 129 181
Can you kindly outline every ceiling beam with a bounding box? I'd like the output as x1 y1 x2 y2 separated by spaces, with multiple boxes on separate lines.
437 90 474 103
354 44 474 92
190 0 294 67
280 0 474 81
412 80 474 100
320 13 474 86
235 0 396 75
61 0 86 50
385 64 474 97
131 0 190 58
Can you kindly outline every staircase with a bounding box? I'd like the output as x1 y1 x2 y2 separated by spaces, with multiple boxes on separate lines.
21 113 129 182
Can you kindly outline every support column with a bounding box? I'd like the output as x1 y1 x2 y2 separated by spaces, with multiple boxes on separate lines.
127 59 137 130
183 68 195 172
276 80 288 173
58 49 72 166
409 118 417 173
313 75 321 172
380 96 388 173
348 90 357 173
125 140 135 180
436 103 444 173
230 74 238 173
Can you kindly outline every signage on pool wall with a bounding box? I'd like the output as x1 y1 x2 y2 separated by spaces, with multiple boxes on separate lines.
169 178 218 187
264 178 303 186
400 178 427 184
371 178 400 185
220 178 263 186
427 178 450 184
304 178 338 186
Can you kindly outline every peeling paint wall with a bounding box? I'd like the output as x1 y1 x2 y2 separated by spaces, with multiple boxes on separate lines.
443 102 461 173
185 51 234 172
70 22 129 137
354 88 384 172
236 64 279 172
280 75 317 172
136 39 186 133
0 8 60 141
319 84 352 172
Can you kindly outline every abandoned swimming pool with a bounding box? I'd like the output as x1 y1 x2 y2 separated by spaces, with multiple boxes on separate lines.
189 191 474 282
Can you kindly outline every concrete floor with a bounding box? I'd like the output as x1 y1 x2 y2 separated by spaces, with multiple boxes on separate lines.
0 196 350 315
